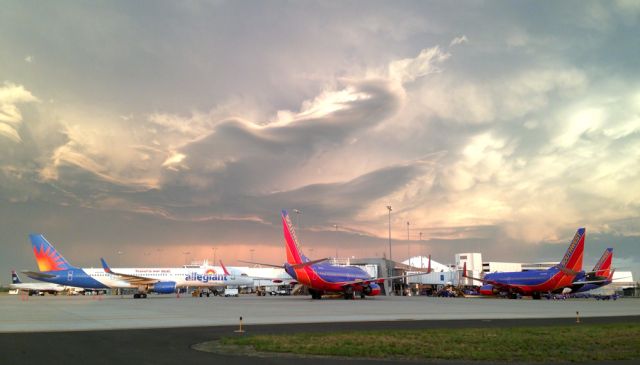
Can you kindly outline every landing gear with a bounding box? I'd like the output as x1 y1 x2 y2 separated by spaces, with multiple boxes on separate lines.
532 292 541 300
360 292 366 299
309 289 323 300
133 293 148 299
508 292 518 299
343 286 354 300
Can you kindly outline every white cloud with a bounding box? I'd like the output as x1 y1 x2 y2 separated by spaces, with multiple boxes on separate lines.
449 35 468 47
0 82 38 143
389 46 450 83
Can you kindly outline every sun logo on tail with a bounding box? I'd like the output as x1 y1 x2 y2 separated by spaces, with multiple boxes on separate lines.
205 269 217 275
33 244 68 272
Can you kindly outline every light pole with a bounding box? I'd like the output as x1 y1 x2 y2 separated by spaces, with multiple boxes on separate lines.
211 247 217 264
182 251 191 265
419 232 423 268
386 205 393 296
386 206 392 261
293 209 301 231
406 221 410 261
333 224 339 258
250 249 255 262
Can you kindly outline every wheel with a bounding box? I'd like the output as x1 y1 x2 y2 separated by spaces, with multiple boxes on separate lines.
344 287 354 300
142 293 147 298
532 292 541 300
134 293 140 299
360 292 366 299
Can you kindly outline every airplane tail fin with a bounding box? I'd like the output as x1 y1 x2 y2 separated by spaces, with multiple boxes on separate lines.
592 248 613 278
557 228 585 274
427 255 432 273
281 210 309 265
30 234 74 272
11 270 21 284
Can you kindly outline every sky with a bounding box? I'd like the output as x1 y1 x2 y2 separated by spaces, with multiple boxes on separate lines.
1 1 639 284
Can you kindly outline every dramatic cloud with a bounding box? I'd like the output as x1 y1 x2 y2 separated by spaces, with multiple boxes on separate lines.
0 1 638 280
0 82 38 143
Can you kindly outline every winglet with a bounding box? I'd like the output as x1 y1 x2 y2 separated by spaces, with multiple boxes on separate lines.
219 260 231 276
462 262 467 277
100 258 114 274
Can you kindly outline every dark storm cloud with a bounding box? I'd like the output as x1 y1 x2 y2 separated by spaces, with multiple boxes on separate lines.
1 1 639 282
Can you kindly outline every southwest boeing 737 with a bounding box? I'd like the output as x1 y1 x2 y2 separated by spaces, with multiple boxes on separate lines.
463 228 585 299
245 210 429 300
23 234 254 298
566 248 615 294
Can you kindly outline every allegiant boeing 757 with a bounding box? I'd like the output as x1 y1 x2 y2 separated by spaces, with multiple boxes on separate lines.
243 210 429 300
22 234 254 298
463 228 585 299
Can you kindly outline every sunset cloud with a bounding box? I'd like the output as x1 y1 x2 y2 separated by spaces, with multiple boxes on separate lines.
0 1 637 279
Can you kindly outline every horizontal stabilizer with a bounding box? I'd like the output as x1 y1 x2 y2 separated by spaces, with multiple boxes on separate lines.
238 260 284 269
291 257 329 269
21 270 56 279
555 264 580 276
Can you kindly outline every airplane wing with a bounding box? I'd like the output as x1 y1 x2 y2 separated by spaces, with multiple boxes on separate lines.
100 258 158 285
338 272 430 287
238 257 329 269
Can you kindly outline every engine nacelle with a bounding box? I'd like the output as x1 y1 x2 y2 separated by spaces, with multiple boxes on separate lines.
363 283 381 296
152 281 177 294
479 284 496 296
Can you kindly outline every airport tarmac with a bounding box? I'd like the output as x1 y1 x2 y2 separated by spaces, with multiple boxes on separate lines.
2 293 639 333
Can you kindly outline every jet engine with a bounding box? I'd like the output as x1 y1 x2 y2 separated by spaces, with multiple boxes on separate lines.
152 281 177 294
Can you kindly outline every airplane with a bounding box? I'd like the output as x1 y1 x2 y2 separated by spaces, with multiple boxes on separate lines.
242 210 430 300
463 228 585 299
22 234 255 298
565 248 615 294
9 270 70 296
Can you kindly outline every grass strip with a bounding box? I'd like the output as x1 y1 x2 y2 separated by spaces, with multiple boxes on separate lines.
221 323 640 362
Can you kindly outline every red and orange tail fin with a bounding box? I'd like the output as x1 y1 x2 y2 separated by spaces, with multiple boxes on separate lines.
427 254 432 274
29 234 74 272
281 210 306 265
558 228 585 273
592 248 613 278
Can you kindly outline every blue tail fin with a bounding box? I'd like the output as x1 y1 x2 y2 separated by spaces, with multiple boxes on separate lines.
29 234 74 271
11 270 21 284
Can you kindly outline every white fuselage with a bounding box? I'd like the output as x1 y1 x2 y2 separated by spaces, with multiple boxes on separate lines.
10 282 66 292
82 267 254 289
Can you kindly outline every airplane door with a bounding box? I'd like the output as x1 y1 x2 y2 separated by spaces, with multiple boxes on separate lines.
67 270 73 282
